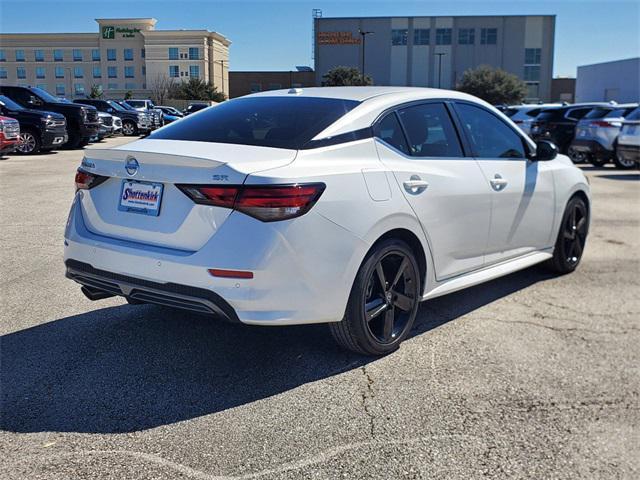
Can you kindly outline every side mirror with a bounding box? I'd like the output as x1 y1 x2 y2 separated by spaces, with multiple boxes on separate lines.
28 96 43 106
533 140 558 161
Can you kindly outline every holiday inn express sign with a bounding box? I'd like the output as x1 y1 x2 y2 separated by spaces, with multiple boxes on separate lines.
102 26 141 39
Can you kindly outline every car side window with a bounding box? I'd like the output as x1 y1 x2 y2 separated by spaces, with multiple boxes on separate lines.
7 88 32 106
455 103 526 159
396 103 463 157
375 112 410 154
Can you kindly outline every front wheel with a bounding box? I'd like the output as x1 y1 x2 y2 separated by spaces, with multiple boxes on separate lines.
546 196 589 274
122 121 138 136
329 239 421 355
16 129 41 154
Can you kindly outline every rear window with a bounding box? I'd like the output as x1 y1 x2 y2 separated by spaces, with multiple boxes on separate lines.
150 96 359 149
525 108 542 117
126 100 146 108
626 108 640 121
584 107 613 120
606 107 637 118
536 109 561 121
503 108 519 118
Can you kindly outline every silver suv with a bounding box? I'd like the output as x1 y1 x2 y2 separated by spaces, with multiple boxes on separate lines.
124 99 164 129
570 103 638 167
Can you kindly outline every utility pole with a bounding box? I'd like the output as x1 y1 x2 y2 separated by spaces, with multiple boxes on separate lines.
358 29 374 82
434 52 446 89
215 59 228 97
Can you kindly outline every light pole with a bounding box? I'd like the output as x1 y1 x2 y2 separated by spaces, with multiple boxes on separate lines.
434 52 446 89
358 29 374 81
214 59 228 97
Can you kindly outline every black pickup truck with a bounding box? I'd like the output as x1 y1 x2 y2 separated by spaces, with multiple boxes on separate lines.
0 94 67 154
0 86 99 148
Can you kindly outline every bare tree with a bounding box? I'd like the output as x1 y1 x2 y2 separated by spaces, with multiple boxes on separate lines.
149 73 177 105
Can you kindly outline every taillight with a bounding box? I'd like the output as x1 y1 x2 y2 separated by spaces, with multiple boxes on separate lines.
590 120 622 128
75 169 108 190
177 183 326 222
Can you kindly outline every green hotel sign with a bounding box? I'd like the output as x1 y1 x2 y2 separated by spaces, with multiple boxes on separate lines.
102 26 141 39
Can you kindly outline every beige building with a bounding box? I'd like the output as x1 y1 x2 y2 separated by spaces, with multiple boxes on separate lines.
0 18 230 99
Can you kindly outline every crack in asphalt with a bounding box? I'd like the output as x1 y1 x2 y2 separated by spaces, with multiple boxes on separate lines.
488 318 639 338
516 297 640 319
360 365 376 438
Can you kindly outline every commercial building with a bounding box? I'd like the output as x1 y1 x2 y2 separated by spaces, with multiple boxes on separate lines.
550 77 576 103
0 18 230 99
575 57 640 103
314 15 555 102
229 69 315 98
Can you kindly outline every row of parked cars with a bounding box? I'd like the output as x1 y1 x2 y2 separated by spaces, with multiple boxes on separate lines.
501 101 640 169
0 84 208 156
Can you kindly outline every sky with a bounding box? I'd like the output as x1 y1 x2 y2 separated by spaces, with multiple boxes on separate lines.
0 0 638 77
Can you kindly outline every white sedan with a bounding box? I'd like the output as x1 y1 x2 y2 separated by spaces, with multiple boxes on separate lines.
64 87 590 355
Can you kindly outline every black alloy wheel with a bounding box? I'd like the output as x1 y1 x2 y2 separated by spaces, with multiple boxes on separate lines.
547 196 589 274
330 239 421 355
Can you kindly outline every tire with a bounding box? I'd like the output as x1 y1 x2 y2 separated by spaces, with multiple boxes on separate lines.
122 121 138 136
546 195 589 274
567 147 585 164
613 149 637 170
589 156 608 167
65 134 82 149
16 128 41 154
329 239 421 355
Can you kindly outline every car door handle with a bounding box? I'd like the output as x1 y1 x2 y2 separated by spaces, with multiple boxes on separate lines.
490 175 508 191
403 176 429 194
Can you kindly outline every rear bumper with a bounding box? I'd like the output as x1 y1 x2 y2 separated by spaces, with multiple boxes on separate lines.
63 196 367 326
570 139 612 158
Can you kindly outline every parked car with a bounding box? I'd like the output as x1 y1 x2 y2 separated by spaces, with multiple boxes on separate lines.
502 104 562 136
0 86 98 148
0 115 20 154
615 107 640 169
123 99 164 128
73 98 151 137
156 106 183 124
530 103 612 158
112 116 123 135
64 87 590 355
0 94 67 154
570 103 638 167
97 111 115 140
183 102 210 115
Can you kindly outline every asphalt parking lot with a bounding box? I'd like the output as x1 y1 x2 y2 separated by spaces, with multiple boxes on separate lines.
1 136 638 479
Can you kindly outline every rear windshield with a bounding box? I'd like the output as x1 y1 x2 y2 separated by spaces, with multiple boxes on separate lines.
607 107 637 118
626 108 640 121
536 109 561 121
150 96 360 149
126 100 146 108
525 108 542 117
585 107 614 119
503 108 518 118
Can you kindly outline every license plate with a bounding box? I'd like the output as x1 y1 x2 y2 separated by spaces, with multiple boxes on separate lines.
118 180 163 216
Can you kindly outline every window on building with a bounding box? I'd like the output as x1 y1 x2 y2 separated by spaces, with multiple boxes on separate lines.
17 67 26 79
525 83 540 100
458 28 475 45
480 28 498 45
93 66 101 78
397 103 463 157
74 66 84 78
16 50 25 61
73 49 82 61
124 66 135 78
141 48 145 58
169 65 179 78
455 103 525 158
141 66 146 76
108 66 117 78
0 50 5 62
525 48 541 65
35 49 44 61
169 47 179 60
56 84 65 96
250 83 261 93
92 49 101 61
54 49 63 62
0 68 7 79
435 28 452 45
124 48 134 61
189 65 200 78
188 47 200 60
107 49 116 61
36 67 45 79
108 83 118 90
391 29 408 46
125 82 136 90
55 67 64 78
74 83 85 95
524 65 541 81
413 28 430 45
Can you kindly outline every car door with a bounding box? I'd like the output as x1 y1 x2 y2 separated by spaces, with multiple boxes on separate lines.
374 101 491 280
453 102 555 264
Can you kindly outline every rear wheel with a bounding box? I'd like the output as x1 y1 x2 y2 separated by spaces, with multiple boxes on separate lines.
613 150 637 169
546 196 589 274
329 239 421 355
568 147 585 164
16 129 41 154
122 121 138 136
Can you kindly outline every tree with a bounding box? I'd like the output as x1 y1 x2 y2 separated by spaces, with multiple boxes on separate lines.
173 78 225 102
124 90 133 100
456 65 528 105
149 73 177 105
88 84 103 99
322 66 372 86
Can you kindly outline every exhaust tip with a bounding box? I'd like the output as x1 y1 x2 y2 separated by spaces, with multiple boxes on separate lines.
81 285 115 301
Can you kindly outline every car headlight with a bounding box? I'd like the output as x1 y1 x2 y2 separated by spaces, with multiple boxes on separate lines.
41 116 56 128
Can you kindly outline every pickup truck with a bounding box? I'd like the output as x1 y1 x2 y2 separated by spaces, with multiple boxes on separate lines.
0 115 20 154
